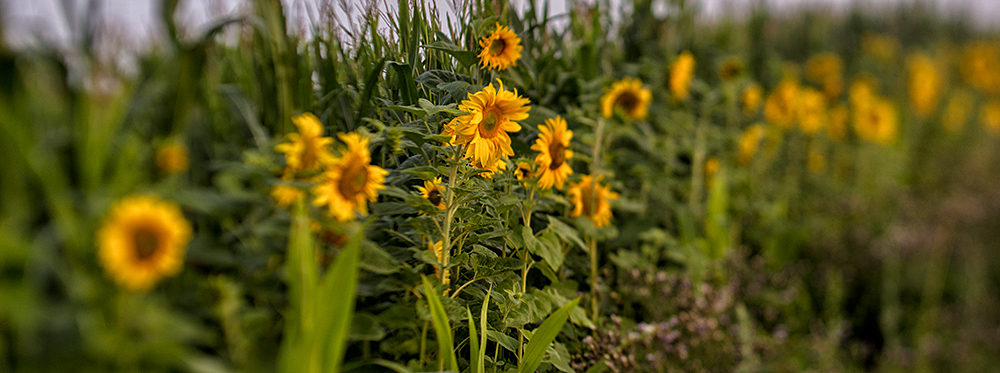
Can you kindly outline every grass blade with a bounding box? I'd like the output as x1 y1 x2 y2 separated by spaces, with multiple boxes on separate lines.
422 276 458 372
518 297 580 373
476 288 490 373
467 307 478 373
319 232 363 373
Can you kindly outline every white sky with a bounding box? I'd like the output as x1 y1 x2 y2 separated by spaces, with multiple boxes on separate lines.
2 0 999 52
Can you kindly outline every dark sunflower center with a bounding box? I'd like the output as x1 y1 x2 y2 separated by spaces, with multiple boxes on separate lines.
489 38 506 56
517 165 531 179
480 109 502 135
614 92 639 113
427 189 442 206
548 141 566 170
132 227 161 261
338 162 369 199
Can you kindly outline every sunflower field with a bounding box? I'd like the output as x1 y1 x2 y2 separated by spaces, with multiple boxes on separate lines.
4 0 1000 372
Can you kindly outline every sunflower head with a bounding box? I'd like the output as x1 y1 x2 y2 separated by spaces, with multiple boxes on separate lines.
797 87 827 135
601 78 653 120
478 23 522 71
763 79 799 129
670 51 696 100
961 41 1000 93
312 132 388 222
531 116 574 190
97 196 192 292
742 83 763 116
417 177 446 210
567 175 619 229
271 183 304 207
452 80 530 166
156 142 189 174
942 90 974 134
515 161 534 181
907 53 943 118
854 97 898 146
275 113 334 175
981 100 1000 136
471 157 508 179
738 124 767 166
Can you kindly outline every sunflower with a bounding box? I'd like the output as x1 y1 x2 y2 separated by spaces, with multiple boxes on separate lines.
601 77 652 120
908 53 943 119
275 113 333 175
827 105 848 142
416 177 446 210
798 87 827 135
156 142 189 174
449 80 531 166
567 175 619 229
515 161 534 181
742 83 763 116
849 77 877 109
854 97 898 146
97 196 192 292
312 132 388 222
670 51 696 100
429 240 450 285
271 182 304 207
471 157 508 179
531 116 574 190
764 79 799 129
704 157 720 188
981 99 1000 136
738 124 767 166
942 90 974 134
478 23 522 71
961 42 1000 94
805 53 843 99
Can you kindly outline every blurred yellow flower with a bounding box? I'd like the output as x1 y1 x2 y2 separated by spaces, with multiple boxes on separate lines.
862 33 900 62
416 177 446 210
907 53 943 119
312 133 388 222
827 105 848 142
961 41 1000 94
515 161 534 181
705 156 720 188
567 175 619 229
805 53 843 99
743 83 763 116
670 51 696 100
478 23 522 71
601 77 652 120
429 240 450 285
156 142 189 174
97 195 191 292
942 90 974 134
275 113 333 175
981 99 1000 136
448 80 530 166
271 182 304 207
798 87 827 135
472 157 507 179
854 97 898 146
849 76 878 109
718 56 744 82
764 79 799 129
531 116 574 190
738 124 767 166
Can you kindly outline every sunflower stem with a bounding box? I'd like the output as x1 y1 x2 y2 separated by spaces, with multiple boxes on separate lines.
441 145 463 286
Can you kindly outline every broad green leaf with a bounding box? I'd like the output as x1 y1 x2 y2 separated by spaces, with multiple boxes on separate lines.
471 255 522 278
522 226 563 273
317 230 362 373
467 308 479 373
518 297 581 373
359 241 402 275
422 41 478 68
487 330 518 354
421 276 458 372
545 216 587 252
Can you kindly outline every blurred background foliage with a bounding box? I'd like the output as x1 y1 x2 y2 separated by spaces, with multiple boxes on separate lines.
2 0 1000 372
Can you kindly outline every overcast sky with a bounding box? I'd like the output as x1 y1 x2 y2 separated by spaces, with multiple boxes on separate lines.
2 0 999 52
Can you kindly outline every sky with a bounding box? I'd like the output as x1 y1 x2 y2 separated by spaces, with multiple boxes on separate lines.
2 0 999 52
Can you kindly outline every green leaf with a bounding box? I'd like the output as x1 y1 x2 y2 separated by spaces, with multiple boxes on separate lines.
523 226 563 273
318 228 363 373
467 307 480 373
545 216 587 253
518 297 581 373
423 41 478 68
421 276 459 372
477 289 491 373
471 255 522 278
487 329 518 354
359 241 402 274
